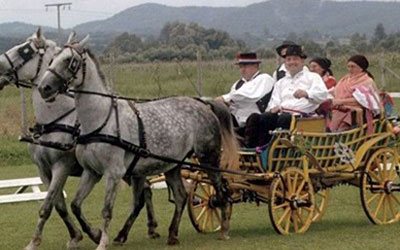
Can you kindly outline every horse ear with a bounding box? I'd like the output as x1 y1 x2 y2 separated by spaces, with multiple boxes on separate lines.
36 27 43 39
66 31 76 44
78 35 90 49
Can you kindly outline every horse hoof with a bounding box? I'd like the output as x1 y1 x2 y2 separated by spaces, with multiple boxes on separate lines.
67 232 83 249
218 234 230 241
112 234 127 245
148 232 160 239
90 228 102 244
24 238 41 250
167 237 180 245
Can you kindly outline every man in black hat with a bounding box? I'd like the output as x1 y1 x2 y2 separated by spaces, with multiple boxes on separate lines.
272 40 309 82
245 45 328 147
218 52 274 139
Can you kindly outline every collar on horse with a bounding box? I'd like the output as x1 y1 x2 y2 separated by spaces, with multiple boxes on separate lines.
3 39 46 88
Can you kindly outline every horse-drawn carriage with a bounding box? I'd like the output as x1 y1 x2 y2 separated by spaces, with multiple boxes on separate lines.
155 115 400 235
2 30 400 249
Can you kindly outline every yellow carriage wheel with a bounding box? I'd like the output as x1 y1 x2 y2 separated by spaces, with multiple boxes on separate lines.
312 189 330 222
269 167 315 235
187 181 232 233
360 148 400 224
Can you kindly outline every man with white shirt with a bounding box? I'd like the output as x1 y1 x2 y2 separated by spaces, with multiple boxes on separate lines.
246 45 328 147
218 52 274 139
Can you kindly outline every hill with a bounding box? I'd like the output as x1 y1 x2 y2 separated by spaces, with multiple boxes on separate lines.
74 0 400 38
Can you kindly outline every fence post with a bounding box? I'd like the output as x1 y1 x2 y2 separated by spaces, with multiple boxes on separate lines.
197 49 203 96
379 52 385 88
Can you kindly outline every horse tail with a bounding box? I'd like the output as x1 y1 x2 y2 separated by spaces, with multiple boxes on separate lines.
206 99 240 171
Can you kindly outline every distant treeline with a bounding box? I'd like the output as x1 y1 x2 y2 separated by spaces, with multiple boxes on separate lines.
100 22 400 64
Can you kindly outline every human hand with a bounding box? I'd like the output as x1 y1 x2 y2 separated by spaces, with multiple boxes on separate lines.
293 89 308 99
270 106 281 113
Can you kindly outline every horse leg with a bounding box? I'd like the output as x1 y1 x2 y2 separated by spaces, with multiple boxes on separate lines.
113 176 148 244
96 171 124 250
24 164 69 250
164 167 187 245
53 189 83 249
143 180 160 239
70 169 101 244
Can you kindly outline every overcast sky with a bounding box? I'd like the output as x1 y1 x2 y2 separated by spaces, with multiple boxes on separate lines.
0 0 396 28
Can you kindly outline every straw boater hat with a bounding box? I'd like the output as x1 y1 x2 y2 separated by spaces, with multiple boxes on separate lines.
235 52 261 65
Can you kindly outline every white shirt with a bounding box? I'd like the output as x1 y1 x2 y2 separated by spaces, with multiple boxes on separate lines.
222 71 274 127
267 70 328 114
272 64 309 82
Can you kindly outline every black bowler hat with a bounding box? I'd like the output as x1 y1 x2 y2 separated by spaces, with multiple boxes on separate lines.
235 52 261 65
276 40 297 57
284 45 307 59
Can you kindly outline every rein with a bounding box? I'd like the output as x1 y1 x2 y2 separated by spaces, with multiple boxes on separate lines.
46 45 254 178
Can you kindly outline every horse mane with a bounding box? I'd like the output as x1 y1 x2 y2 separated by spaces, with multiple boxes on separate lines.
86 48 107 86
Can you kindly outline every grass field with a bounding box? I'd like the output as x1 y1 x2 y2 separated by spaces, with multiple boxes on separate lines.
0 164 399 250
1 59 400 249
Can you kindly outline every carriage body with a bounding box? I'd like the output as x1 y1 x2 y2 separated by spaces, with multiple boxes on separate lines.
184 116 400 234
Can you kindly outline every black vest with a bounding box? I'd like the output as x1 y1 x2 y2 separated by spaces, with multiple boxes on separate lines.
235 73 273 113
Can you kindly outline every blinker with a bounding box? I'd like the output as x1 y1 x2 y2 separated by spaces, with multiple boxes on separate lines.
68 56 81 74
17 43 36 62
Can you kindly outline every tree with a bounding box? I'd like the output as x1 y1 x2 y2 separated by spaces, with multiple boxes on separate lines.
373 23 387 42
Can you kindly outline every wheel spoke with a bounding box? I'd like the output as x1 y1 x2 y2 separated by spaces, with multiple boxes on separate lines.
193 202 208 209
201 209 209 231
292 172 299 193
383 196 387 223
284 211 291 233
194 192 208 201
295 179 306 196
277 207 291 226
387 195 397 219
373 194 385 217
316 192 326 199
390 193 400 206
368 171 381 183
366 193 380 205
209 210 215 231
286 173 293 194
292 212 299 232
296 209 305 225
196 206 207 221
199 184 210 196
273 202 289 210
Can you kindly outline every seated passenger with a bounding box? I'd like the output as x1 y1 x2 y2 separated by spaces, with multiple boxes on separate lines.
245 45 328 147
217 52 274 140
309 57 336 119
330 55 382 132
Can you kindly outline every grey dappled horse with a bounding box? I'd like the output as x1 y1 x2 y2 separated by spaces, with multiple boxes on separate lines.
0 29 83 250
0 30 159 249
38 33 239 250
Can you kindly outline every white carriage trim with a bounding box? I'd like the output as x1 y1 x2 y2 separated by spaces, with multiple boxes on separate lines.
0 177 67 204
389 92 400 98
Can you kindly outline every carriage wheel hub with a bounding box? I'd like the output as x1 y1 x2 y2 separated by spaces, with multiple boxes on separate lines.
385 181 394 194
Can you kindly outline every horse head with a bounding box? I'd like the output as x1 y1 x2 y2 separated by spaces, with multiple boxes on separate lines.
0 28 59 90
39 32 89 102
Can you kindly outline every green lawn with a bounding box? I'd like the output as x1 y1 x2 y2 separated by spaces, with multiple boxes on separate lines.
0 164 399 250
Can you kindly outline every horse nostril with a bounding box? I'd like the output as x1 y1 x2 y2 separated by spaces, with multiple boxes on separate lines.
44 85 52 93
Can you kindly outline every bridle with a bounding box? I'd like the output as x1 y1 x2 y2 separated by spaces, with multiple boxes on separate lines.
2 39 47 88
46 44 87 94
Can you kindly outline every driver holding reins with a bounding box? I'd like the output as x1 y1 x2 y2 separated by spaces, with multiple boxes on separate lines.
245 44 329 147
